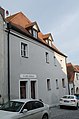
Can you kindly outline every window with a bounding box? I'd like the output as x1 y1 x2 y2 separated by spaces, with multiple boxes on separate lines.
76 74 79 80
45 52 49 63
49 40 52 46
31 81 36 99
23 101 44 111
56 79 59 89
54 56 57 66
21 42 28 58
47 79 51 90
33 29 38 39
62 78 65 88
60 60 63 69
20 81 27 99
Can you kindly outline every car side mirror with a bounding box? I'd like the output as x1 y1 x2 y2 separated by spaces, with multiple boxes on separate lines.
23 109 27 113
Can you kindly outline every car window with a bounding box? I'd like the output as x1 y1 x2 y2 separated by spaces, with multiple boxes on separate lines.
23 101 44 111
62 96 68 98
68 96 74 99
74 94 79 99
33 101 44 109
23 101 33 111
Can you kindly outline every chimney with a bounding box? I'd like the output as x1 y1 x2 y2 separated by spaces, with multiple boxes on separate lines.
0 7 5 18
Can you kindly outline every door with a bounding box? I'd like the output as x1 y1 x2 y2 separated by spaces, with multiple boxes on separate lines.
17 101 42 119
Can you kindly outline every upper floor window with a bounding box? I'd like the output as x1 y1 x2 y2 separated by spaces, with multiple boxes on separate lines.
56 79 59 89
47 79 51 90
54 56 57 66
62 78 65 88
45 52 49 63
76 74 79 80
60 60 63 69
21 42 28 58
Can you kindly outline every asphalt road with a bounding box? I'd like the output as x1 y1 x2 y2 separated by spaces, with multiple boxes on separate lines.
50 106 79 119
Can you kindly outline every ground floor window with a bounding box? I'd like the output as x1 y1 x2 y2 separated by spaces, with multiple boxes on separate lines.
20 80 37 99
31 81 36 99
20 81 27 99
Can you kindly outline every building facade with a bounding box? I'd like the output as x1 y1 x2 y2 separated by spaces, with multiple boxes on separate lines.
67 63 79 95
0 7 68 106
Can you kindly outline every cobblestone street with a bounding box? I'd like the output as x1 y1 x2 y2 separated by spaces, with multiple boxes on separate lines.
50 106 79 119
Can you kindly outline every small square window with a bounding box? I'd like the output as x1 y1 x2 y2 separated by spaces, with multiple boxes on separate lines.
21 42 28 58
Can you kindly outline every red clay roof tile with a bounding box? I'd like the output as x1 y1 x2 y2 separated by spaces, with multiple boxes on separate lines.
5 12 66 57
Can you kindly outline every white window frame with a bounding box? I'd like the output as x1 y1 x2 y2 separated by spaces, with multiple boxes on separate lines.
33 29 38 39
21 42 29 58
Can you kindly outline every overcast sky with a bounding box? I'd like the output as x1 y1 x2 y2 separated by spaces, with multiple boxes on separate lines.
0 0 79 64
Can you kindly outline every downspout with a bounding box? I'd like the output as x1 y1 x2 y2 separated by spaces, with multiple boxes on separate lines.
7 23 10 101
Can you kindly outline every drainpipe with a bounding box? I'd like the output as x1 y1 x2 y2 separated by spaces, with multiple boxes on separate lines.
7 23 10 101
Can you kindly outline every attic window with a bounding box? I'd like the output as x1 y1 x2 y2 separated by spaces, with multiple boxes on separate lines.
49 40 52 46
33 29 38 39
45 39 52 46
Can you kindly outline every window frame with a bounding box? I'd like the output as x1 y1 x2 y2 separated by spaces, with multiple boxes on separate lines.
21 42 29 58
32 28 38 39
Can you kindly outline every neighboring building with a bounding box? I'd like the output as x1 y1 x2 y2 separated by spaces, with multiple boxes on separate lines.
0 7 68 106
67 63 79 95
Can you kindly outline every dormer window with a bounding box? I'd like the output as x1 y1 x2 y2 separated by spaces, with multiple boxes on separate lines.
25 22 40 39
43 33 53 47
33 29 38 39
49 40 52 46
46 39 48 44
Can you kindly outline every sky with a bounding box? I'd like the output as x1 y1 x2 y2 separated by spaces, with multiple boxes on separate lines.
0 0 79 65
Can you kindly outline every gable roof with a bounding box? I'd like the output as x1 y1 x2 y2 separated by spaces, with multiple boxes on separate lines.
25 21 40 32
6 12 31 28
42 33 53 41
5 12 67 57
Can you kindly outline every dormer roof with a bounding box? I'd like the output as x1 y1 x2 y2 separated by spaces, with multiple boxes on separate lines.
43 33 53 41
25 21 40 32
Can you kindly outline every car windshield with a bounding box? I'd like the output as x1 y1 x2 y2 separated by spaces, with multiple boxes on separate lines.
0 101 24 112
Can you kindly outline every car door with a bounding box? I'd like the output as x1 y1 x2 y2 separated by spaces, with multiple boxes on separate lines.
16 101 43 119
